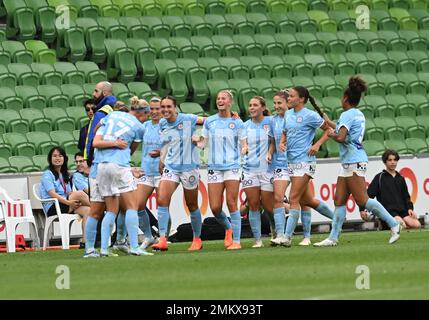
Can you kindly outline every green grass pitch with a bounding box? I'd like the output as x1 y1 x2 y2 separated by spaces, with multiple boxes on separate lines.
1 229 428 300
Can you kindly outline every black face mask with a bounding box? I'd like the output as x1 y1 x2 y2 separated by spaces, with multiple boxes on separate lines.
93 94 105 105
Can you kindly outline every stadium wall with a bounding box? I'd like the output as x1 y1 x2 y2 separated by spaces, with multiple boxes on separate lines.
1 155 429 240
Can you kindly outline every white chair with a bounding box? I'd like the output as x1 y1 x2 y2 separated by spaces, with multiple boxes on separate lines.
32 183 81 250
0 187 40 253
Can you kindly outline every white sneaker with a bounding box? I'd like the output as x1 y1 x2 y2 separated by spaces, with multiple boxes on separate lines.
129 247 154 256
83 250 100 258
112 240 130 254
252 240 264 248
100 249 119 257
270 236 283 246
281 236 292 247
299 237 311 246
389 223 401 244
313 238 337 247
140 237 157 250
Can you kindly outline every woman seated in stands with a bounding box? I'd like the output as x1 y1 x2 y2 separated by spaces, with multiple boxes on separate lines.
39 146 91 246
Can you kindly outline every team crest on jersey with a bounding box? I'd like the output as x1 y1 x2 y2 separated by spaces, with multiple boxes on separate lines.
263 124 270 132
229 123 235 129
178 123 184 129
189 175 196 183
297 116 303 123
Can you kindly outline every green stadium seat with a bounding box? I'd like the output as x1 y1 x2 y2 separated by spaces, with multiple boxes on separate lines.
328 10 356 32
201 0 225 14
346 52 375 74
191 36 221 58
15 85 46 110
43 107 75 131
68 0 98 18
0 155 15 172
365 52 396 74
154 58 177 88
409 8 429 30
104 39 137 83
168 37 199 60
333 31 364 53
249 78 278 110
61 84 90 105
82 83 97 96
20 108 52 132
397 72 426 95
206 79 230 113
56 22 87 62
127 81 152 98
287 11 317 33
0 86 23 111
325 138 339 158
25 0 56 44
111 0 141 16
239 56 270 79
233 34 262 57
227 78 256 116
132 0 160 16
75 18 107 64
1 41 33 64
384 139 410 154
3 132 35 156
179 102 206 116
24 40 56 65
261 55 291 78
165 68 188 104
75 61 107 83
183 15 212 37
118 16 148 39
148 37 177 60
0 44 12 67
405 138 429 154
245 13 276 34
317 32 346 53
225 0 247 14
395 116 426 139
54 62 85 85
267 12 296 34
26 131 56 155
215 57 246 79
159 0 184 15
245 0 267 13
46 0 78 19
370 9 398 31
415 115 429 136
97 16 127 40
288 0 308 12
375 31 405 52
91 0 120 16
66 106 89 128
181 0 205 16
8 156 39 172
357 30 387 52
32 155 49 170
4 0 36 40
124 38 157 85
274 34 304 56
265 0 286 12
398 30 427 51
253 34 283 57
37 84 69 108
408 94 429 116
365 119 385 142
362 140 386 156
111 82 133 101
313 75 343 97
139 16 170 38
2 109 28 133
407 50 429 72
7 63 38 87
30 63 62 87
211 35 242 58
305 54 334 76
162 16 192 38
307 10 337 33
326 53 353 75
376 73 405 95
203 14 233 36
174 59 208 103
49 130 78 154
389 8 417 31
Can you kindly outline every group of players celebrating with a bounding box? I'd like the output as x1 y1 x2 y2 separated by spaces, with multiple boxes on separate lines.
83 75 401 258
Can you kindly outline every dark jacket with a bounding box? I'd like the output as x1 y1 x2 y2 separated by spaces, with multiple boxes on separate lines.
366 170 414 215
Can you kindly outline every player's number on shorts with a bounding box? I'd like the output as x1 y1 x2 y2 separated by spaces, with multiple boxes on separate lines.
105 119 131 140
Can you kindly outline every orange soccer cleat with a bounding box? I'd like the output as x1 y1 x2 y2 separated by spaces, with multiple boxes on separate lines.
151 236 168 251
188 237 202 251
224 228 233 248
227 242 241 250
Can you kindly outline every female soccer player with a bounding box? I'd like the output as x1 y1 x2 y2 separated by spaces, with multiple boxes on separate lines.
241 96 274 248
266 90 313 246
151 96 206 251
193 90 246 250
92 105 153 256
135 96 164 250
314 77 401 246
278 86 334 247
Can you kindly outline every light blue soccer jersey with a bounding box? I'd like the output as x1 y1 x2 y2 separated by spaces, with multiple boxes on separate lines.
336 108 368 164
72 171 88 191
141 121 163 176
39 170 71 212
268 115 288 169
283 107 324 163
97 111 145 167
160 113 200 173
242 116 272 173
202 114 244 170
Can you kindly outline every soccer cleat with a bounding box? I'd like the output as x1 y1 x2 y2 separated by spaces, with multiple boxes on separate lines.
224 228 233 248
298 237 311 246
140 237 157 250
83 250 100 258
252 240 264 248
227 242 241 250
188 237 202 251
313 238 338 247
151 236 168 251
129 247 154 256
100 249 119 257
112 240 130 254
389 223 401 244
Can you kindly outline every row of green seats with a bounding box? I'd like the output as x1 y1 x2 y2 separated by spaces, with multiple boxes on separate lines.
0 153 81 173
